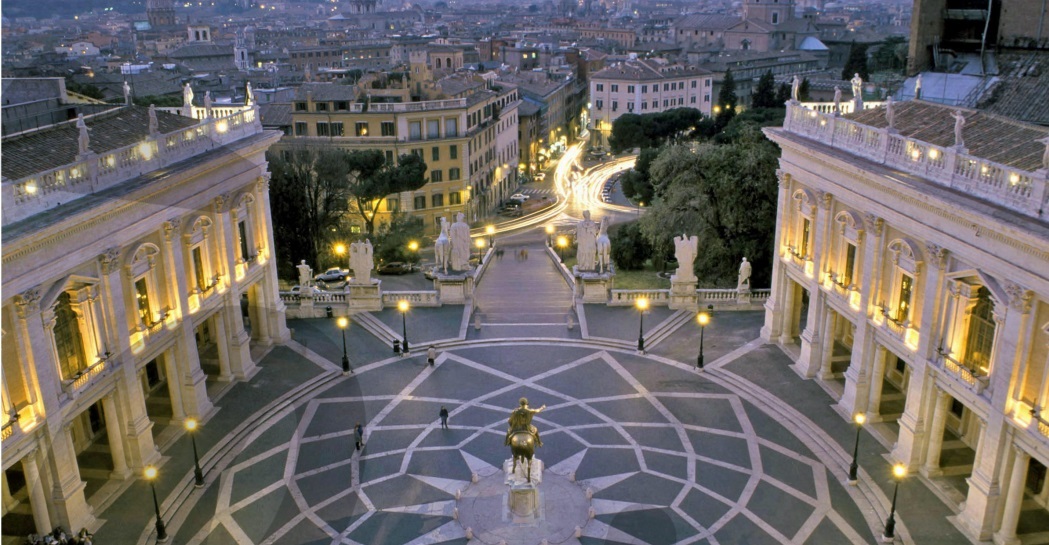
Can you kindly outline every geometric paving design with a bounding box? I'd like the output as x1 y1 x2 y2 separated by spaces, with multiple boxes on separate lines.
178 344 878 545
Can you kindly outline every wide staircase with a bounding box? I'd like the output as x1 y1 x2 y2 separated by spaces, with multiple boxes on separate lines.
472 243 577 338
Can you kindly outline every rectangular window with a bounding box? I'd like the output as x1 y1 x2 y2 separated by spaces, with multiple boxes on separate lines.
596 100 603 110
192 246 206 291
355 122 368 136
385 150 394 163
663 83 669 91
432 193 444 207
412 148 423 158
627 85 635 93
432 147 440 161
895 273 914 323
316 122 329 136
414 195 426 210
449 167 461 180
330 122 344 136
449 145 458 159
386 198 399 212
627 102 634 112
641 102 648 110
431 170 443 182
705 79 711 87
135 278 152 326
690 96 696 104
596 83 604 92
612 101 618 112
295 122 308 136
445 118 458 137
800 218 811 258
427 119 440 138
704 94 710 102
381 121 396 136
449 191 461 204
843 243 857 286
409 121 422 140
611 84 619 92
335 100 349 111
663 99 668 107
691 80 697 88
641 85 648 93
238 220 250 261
294 102 307 111
315 102 328 111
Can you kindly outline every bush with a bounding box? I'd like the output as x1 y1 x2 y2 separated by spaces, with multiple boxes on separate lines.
609 221 651 270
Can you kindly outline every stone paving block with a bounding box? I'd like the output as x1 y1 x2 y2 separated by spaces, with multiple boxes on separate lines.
597 507 692 544
455 345 598 379
432 404 504 428
535 357 640 399
575 448 642 480
804 516 860 545
746 480 815 540
571 425 635 446
347 511 449 543
679 486 733 528
649 311 764 363
230 448 289 506
742 403 814 456
359 452 405 482
363 474 451 510
313 501 368 537
172 477 222 545
583 304 677 342
271 518 334 545
372 306 465 343
230 485 300 544
483 385 566 412
297 436 353 474
598 471 682 506
457 436 509 469
527 432 587 468
758 445 819 499
615 354 731 395
589 396 674 424
626 424 688 452
695 459 753 501
303 399 368 437
643 449 690 477
405 448 472 482
659 395 745 433
540 403 610 427
201 523 237 544
409 359 516 400
381 398 455 427
713 512 783 545
295 463 353 506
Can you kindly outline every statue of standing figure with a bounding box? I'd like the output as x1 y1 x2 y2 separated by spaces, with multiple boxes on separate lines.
183 83 194 107
885 96 895 130
673 233 698 282
435 217 452 274
450 212 472 271
148 104 159 135
297 260 313 287
245 81 254 106
832 86 842 114
576 210 599 271
914 74 922 99
349 240 374 284
595 218 611 274
123 81 132 105
76 114 91 155
850 73 863 99
950 109 966 149
204 91 213 119
738 257 752 290
790 75 801 102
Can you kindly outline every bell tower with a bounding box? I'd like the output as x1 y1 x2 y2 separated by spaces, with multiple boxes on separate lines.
147 0 177 27
743 0 795 25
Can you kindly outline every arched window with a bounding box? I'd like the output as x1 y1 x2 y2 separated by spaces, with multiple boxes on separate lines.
54 292 88 381
964 287 996 373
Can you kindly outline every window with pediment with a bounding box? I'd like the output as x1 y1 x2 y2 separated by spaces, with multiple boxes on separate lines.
185 216 216 294
128 244 162 329
47 278 108 380
54 293 88 381
938 274 1004 378
884 239 923 325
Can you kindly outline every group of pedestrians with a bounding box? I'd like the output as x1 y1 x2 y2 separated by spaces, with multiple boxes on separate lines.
515 249 529 261
26 527 92 545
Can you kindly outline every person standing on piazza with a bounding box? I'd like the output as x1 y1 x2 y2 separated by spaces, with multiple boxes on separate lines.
354 422 364 451
428 345 437 366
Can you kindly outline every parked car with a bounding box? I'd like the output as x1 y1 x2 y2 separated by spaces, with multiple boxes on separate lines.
534 172 546 181
314 268 349 283
509 193 530 202
377 261 411 275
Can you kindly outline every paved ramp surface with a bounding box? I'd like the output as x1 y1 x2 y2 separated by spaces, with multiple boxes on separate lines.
473 244 576 337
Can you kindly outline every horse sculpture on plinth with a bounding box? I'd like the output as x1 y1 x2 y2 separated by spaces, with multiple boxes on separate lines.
505 398 545 483
596 217 611 274
435 217 451 274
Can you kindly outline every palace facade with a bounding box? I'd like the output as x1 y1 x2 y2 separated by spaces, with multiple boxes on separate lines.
763 99 1049 543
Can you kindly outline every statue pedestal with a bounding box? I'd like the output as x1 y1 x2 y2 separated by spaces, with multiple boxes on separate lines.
574 269 614 303
503 457 543 487
669 276 698 310
737 287 752 305
435 271 475 304
347 279 381 311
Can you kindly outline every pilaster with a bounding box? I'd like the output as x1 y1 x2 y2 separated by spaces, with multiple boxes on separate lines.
762 170 792 342
892 362 931 468
255 175 290 343
22 453 52 533
921 389 951 477
101 394 131 479
992 445 1029 545
163 219 213 419
47 426 95 531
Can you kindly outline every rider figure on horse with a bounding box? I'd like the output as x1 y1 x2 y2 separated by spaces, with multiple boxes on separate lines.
505 397 546 447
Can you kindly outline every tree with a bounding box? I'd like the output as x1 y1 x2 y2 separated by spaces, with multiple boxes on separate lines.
798 77 811 102
609 108 705 153
609 221 651 270
751 70 778 109
608 114 652 153
527 3 538 12
133 95 182 107
374 213 426 264
842 41 870 81
619 146 659 203
715 69 737 130
267 147 352 277
638 129 780 287
869 36 907 73
345 151 428 235
775 82 791 105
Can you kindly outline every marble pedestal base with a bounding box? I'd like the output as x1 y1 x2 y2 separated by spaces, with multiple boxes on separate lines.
574 269 614 303
435 271 475 304
669 276 697 310
346 280 381 311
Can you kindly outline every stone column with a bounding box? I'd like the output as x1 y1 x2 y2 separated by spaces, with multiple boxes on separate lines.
892 362 931 469
922 389 951 477
778 280 798 345
816 308 836 379
917 244 948 359
249 283 272 346
22 454 52 533
993 446 1030 545
163 219 213 419
211 314 233 381
798 191 834 375
255 175 291 343
762 170 792 342
960 283 1034 541
1 471 17 515
13 290 61 418
101 394 130 479
47 426 95 531
163 351 186 423
223 287 254 378
865 346 888 420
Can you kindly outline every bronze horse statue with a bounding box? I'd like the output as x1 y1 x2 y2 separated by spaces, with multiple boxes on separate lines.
509 430 536 482
506 398 545 483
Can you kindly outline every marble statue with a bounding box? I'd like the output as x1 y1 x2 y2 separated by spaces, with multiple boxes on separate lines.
148 104 159 135
245 82 254 106
123 81 132 105
950 109 966 149
575 210 598 271
850 73 863 99
76 114 90 155
738 257 752 290
885 96 895 129
349 240 373 284
595 218 611 274
673 233 698 282
506 397 545 484
450 212 471 271
204 91 213 119
297 260 313 287
183 83 194 107
833 86 842 114
790 75 800 102
914 74 922 99
435 217 451 274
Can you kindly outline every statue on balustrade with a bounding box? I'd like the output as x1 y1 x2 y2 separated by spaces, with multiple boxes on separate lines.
673 233 698 282
350 240 374 284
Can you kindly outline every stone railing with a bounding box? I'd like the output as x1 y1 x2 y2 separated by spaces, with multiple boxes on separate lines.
609 288 769 307
61 358 111 401
609 289 672 306
937 351 989 393
156 104 253 120
1 419 17 442
783 102 1048 220
3 106 263 226
382 291 440 307
801 100 884 115
351 98 467 113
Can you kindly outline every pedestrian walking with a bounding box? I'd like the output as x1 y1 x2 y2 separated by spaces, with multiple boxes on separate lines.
354 422 364 451
427 345 437 366
439 406 449 429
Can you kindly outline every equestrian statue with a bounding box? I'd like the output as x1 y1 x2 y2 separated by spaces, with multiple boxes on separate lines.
505 397 545 483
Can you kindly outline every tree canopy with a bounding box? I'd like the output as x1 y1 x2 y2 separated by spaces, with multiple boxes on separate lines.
608 108 706 153
842 41 871 81
344 150 428 235
715 69 737 130
751 70 778 109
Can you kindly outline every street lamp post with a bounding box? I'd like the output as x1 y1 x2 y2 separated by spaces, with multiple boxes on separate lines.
696 312 710 369
636 298 649 352
475 238 485 263
337 316 351 374
397 300 410 353
485 225 495 248
545 225 554 247
848 413 866 483
144 466 168 542
408 241 419 272
556 236 568 263
184 419 205 487
883 464 907 541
